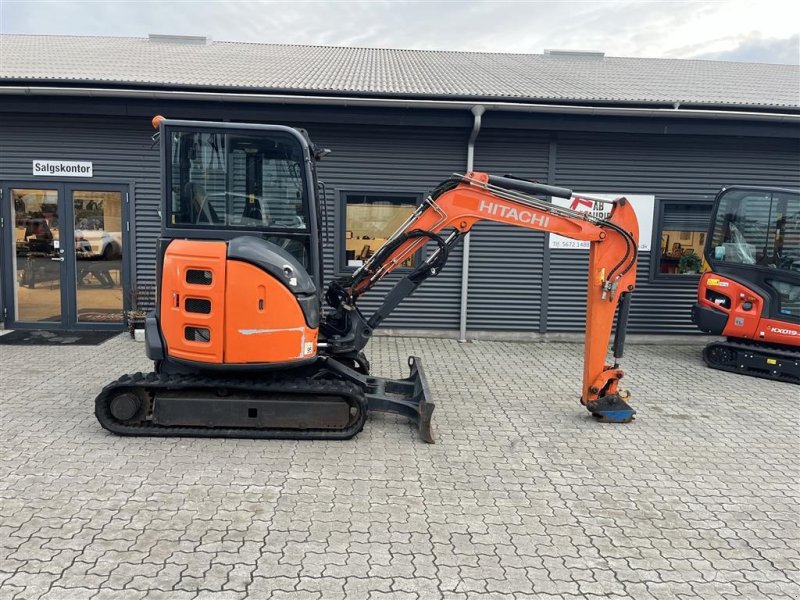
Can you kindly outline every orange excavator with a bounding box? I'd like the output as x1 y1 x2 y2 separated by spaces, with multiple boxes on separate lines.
95 118 640 442
692 186 800 382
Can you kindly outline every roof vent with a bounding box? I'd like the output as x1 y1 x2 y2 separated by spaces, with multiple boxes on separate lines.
544 49 605 58
148 34 211 45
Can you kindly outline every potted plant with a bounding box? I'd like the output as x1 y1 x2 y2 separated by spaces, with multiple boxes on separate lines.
126 284 155 338
125 308 147 338
678 251 702 274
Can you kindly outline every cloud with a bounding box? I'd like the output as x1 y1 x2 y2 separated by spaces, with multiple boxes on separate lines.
1 0 798 66
692 34 800 65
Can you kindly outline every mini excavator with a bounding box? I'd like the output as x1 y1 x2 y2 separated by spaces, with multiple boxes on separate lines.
692 186 800 382
95 118 640 442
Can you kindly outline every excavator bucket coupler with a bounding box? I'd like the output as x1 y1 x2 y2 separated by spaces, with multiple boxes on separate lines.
586 393 636 423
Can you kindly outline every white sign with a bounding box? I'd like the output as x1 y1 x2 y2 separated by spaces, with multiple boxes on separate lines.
548 193 654 251
33 160 93 177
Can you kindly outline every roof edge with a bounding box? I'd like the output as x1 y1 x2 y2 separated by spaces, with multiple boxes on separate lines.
0 79 797 113
1 85 798 123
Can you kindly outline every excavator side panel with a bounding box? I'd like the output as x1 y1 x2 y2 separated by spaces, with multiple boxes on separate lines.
224 260 318 364
160 240 228 364
695 272 764 339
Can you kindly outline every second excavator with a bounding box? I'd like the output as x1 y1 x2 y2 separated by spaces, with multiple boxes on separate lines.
96 118 640 442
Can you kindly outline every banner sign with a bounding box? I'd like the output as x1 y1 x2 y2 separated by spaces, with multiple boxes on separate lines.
33 160 93 177
548 193 654 251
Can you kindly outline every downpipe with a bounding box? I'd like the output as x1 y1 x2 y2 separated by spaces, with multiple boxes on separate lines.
459 105 485 343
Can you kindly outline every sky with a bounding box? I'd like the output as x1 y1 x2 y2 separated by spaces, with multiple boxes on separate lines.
0 0 798 64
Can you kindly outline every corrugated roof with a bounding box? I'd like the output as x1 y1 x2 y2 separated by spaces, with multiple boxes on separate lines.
1 34 798 109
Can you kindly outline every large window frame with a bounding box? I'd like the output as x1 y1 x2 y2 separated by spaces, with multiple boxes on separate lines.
708 188 800 273
165 127 310 233
337 190 424 274
650 198 715 281
0 179 133 331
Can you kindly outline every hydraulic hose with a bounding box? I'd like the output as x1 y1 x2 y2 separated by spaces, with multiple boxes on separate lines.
598 219 638 282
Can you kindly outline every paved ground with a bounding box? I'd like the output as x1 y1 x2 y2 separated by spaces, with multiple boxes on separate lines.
0 334 798 600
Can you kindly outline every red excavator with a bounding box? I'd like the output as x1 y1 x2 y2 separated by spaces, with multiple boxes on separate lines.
692 186 800 382
95 118 640 442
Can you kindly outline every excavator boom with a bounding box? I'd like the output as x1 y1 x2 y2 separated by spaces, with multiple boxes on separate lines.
323 171 640 421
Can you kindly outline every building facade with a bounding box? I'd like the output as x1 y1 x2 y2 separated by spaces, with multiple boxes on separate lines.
1 36 799 336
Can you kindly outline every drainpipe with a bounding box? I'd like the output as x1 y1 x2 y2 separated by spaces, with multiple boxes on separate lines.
459 105 485 343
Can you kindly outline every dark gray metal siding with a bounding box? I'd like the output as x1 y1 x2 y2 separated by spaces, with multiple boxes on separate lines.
2 105 799 336
469 129 550 330
0 114 468 327
307 123 467 328
549 132 800 333
0 113 161 295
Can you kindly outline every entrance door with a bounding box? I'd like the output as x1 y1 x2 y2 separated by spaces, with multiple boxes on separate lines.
5 187 66 325
69 186 127 326
2 182 129 329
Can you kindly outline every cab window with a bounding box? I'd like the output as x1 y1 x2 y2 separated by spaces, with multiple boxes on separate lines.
168 130 307 230
710 189 800 273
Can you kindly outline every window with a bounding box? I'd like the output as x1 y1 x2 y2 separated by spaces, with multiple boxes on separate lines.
168 130 307 230
342 192 420 269
710 189 800 272
656 202 713 276
768 279 800 317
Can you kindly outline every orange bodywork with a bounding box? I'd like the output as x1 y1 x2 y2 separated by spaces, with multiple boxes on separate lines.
582 201 638 402
160 240 317 365
224 261 317 363
697 272 800 346
160 240 228 363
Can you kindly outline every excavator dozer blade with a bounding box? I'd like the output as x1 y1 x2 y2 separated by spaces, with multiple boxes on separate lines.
365 356 435 443
325 355 435 443
586 393 636 423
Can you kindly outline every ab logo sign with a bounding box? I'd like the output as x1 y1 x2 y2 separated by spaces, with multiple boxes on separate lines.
548 193 655 251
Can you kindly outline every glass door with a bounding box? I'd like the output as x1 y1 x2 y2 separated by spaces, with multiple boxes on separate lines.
2 182 129 330
69 188 126 325
7 187 67 325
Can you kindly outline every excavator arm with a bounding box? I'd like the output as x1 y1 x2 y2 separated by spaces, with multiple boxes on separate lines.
322 171 640 423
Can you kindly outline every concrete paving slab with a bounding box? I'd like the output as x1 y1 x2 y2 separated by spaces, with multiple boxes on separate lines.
0 335 797 599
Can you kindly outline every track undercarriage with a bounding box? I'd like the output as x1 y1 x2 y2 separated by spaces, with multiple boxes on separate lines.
96 356 435 442
702 339 800 383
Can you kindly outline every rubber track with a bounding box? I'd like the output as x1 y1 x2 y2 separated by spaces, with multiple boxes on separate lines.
95 372 368 440
703 339 800 384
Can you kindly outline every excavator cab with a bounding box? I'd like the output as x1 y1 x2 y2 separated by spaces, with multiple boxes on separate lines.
693 186 800 381
143 120 324 369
